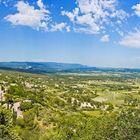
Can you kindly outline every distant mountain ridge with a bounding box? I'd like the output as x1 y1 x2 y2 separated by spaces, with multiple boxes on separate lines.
0 62 92 73
0 62 140 73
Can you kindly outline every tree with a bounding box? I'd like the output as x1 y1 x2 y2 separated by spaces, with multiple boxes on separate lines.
20 102 33 111
0 107 21 140
4 94 13 109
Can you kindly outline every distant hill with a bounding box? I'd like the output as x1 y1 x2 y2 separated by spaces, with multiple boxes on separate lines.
0 62 140 73
0 62 94 73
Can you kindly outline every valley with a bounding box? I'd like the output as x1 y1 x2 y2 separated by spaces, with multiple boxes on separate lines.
0 69 139 140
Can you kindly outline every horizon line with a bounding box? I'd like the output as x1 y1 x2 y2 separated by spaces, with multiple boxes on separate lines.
0 61 140 69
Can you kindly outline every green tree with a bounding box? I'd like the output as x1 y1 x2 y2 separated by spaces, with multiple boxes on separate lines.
0 107 21 140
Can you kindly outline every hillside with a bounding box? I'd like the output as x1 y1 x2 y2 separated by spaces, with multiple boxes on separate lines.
0 69 140 140
0 62 140 74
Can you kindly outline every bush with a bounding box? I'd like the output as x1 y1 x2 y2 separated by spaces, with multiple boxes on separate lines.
20 102 33 111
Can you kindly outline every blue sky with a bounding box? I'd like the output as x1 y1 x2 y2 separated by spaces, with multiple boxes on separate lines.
0 0 140 68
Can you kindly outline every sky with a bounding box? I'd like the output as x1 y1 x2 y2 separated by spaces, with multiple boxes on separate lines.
0 0 140 68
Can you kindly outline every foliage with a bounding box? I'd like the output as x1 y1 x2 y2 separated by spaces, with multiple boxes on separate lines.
0 70 140 139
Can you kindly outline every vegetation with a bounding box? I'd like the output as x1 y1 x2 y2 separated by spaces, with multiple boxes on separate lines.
0 69 140 139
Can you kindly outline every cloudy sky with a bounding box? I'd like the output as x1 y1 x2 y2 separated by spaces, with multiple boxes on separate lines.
0 0 140 68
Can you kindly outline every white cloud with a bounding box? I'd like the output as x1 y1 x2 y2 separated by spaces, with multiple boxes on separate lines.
5 0 50 31
37 0 45 9
116 29 124 37
4 0 72 33
3 0 130 37
50 23 71 32
110 9 129 20
61 8 79 22
66 26 71 32
51 22 66 31
132 3 140 17
100 35 110 42
120 31 140 48
62 0 128 34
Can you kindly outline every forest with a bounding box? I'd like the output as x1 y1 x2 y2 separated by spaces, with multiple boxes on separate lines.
0 70 140 140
